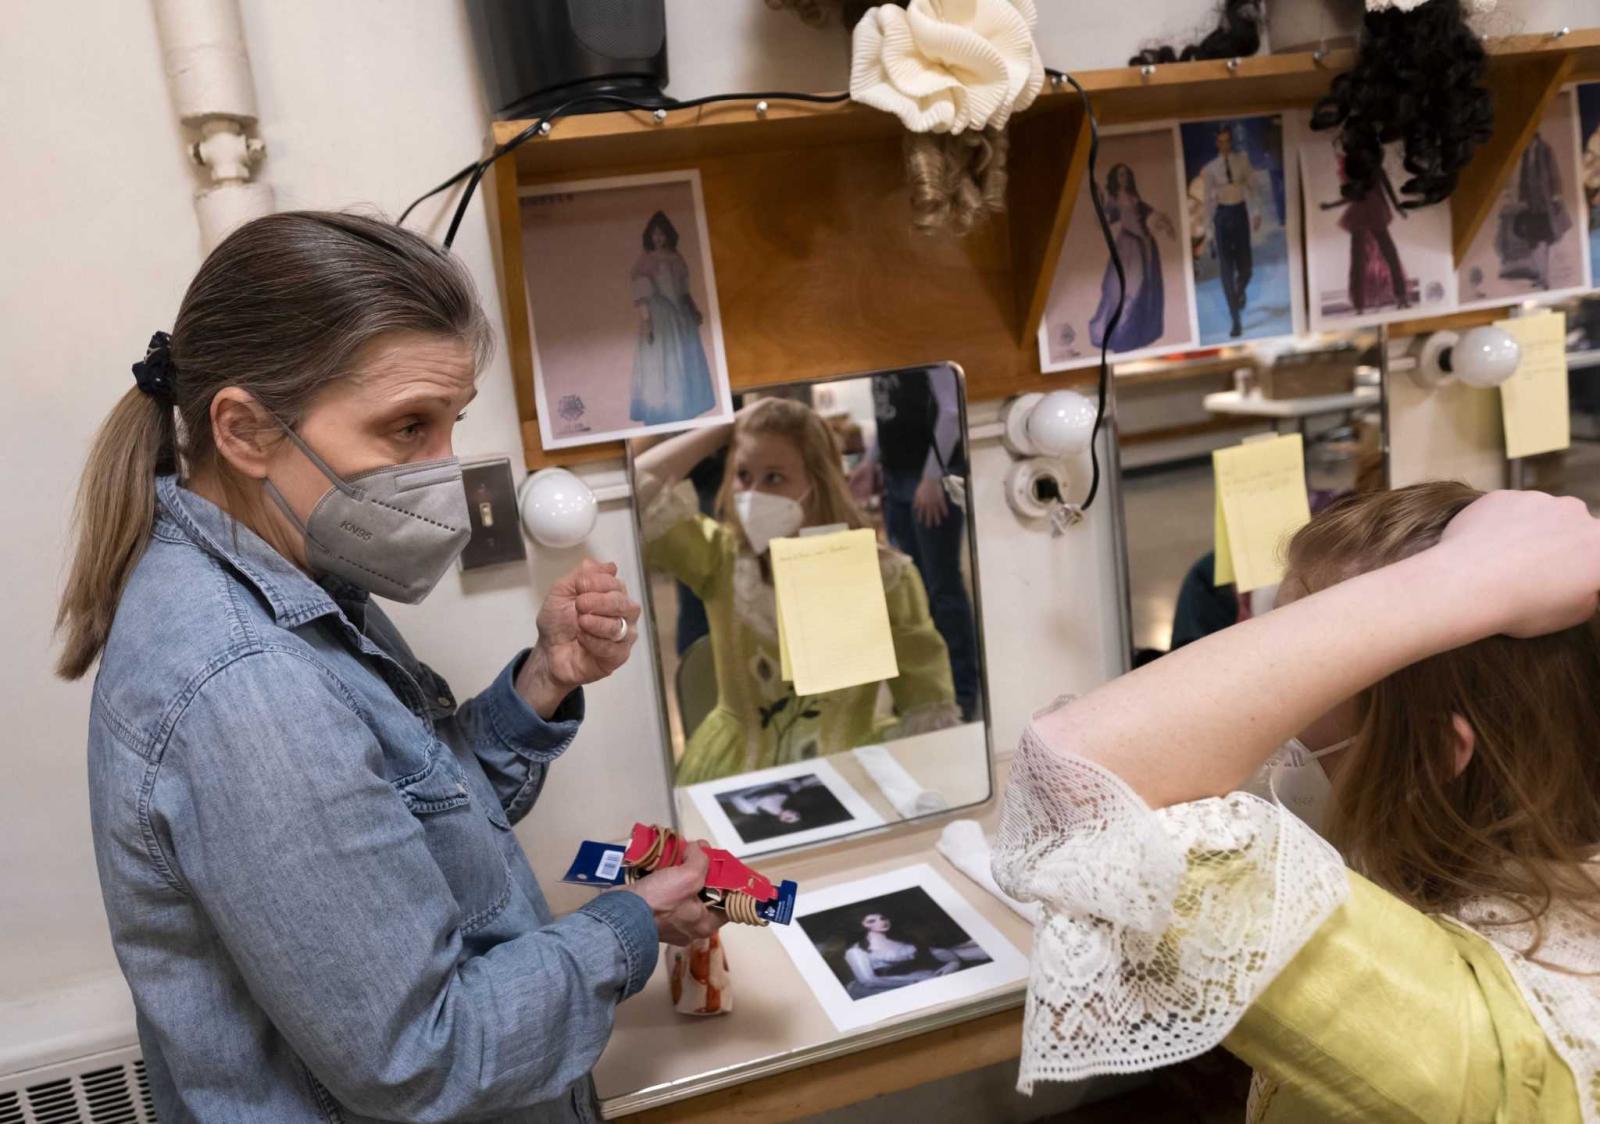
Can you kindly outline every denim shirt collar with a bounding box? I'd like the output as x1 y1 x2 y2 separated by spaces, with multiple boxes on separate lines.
154 474 368 629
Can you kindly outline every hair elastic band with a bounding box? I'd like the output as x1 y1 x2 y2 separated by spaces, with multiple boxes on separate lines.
132 331 177 402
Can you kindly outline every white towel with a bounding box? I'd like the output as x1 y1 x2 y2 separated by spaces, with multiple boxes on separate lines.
852 744 949 819
937 819 1039 925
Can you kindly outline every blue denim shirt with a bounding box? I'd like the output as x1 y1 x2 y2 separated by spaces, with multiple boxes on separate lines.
86 476 658 1123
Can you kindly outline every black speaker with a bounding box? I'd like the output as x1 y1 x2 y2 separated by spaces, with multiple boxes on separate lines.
465 0 670 120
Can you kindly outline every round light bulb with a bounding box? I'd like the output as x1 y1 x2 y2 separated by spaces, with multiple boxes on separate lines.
1450 325 1521 388
518 468 597 548
1026 389 1097 457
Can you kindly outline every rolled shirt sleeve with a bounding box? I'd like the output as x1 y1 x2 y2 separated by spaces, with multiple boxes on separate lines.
150 649 652 1122
439 648 584 825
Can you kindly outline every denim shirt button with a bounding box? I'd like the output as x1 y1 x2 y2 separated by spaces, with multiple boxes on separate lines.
437 694 452 708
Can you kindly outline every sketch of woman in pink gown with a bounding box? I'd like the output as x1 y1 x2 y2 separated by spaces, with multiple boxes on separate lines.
1321 150 1411 315
630 211 716 425
1089 164 1178 352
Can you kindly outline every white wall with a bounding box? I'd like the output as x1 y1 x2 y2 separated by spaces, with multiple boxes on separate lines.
0 0 1135 1045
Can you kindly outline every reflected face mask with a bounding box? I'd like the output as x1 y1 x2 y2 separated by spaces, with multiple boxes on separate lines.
264 425 471 604
1267 736 1353 836
734 489 807 554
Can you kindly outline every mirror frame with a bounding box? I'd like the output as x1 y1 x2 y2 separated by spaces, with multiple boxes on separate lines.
624 361 997 857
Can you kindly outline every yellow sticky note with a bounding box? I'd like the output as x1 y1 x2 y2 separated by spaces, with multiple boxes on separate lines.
776 590 793 682
1497 311 1570 460
1213 487 1235 586
1212 434 1312 594
770 528 899 696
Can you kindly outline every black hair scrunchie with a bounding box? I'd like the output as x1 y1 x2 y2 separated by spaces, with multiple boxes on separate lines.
132 331 177 402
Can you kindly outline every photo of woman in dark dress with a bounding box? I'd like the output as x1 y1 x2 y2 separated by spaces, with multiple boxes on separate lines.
798 885 992 1000
1089 164 1178 352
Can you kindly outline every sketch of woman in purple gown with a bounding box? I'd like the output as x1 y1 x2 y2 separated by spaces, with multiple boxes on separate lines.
1089 164 1178 352
631 211 716 426
1321 150 1411 315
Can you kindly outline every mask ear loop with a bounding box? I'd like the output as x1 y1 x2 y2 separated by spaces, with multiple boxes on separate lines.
260 415 359 543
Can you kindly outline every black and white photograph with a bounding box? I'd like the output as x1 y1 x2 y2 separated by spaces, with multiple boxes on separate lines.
684 759 885 857
713 773 854 845
800 884 992 998
771 864 1029 1032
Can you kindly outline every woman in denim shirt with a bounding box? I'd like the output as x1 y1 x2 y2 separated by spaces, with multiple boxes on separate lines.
55 212 721 1123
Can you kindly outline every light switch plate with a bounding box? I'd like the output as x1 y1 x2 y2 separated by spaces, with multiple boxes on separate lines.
459 457 527 570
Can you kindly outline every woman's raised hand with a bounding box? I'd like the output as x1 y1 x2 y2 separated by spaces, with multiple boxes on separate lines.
1436 490 1600 639
515 559 641 717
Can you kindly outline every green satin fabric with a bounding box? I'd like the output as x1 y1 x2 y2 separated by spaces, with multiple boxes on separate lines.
1224 871 1580 1123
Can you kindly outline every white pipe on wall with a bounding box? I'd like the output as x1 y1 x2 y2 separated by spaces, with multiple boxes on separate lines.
151 0 273 250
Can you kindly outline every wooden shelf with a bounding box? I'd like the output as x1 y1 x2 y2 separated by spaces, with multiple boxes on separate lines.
485 28 1600 470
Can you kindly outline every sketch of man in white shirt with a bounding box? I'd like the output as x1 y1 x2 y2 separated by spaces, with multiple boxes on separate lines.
1199 124 1266 337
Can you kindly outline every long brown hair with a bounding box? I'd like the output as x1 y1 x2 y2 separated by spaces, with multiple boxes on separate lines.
55 211 491 680
713 397 869 552
1286 482 1600 940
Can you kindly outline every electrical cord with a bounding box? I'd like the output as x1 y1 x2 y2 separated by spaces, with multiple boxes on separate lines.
402 71 1121 513
1045 67 1121 516
399 89 852 247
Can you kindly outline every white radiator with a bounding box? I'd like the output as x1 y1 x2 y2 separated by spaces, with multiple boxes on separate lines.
0 1048 156 1124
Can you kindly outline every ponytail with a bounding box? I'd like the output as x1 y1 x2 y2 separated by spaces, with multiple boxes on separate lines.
55 389 176 680
53 210 491 681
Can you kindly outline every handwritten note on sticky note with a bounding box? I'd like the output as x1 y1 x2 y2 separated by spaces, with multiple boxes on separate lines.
770 528 899 696
1213 433 1311 593
1497 311 1570 460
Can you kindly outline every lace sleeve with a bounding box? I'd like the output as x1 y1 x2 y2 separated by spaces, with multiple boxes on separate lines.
992 722 1350 1094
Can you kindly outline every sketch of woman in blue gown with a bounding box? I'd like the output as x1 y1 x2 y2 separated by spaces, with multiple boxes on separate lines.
1089 164 1177 352
631 211 717 425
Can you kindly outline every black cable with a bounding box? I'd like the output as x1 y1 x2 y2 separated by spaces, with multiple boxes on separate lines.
1045 68 1121 514
400 89 852 247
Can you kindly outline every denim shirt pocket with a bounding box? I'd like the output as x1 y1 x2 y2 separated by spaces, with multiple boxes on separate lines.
395 741 512 934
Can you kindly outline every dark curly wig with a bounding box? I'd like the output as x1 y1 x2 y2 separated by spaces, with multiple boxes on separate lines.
1129 0 1262 66
1311 0 1493 209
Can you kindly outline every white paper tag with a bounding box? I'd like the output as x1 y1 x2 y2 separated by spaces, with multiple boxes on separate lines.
596 849 623 882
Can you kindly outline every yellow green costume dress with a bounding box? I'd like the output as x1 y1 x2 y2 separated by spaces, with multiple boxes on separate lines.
642 479 959 784
994 713 1598 1123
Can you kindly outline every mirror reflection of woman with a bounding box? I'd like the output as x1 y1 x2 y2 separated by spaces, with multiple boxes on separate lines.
636 398 959 784
630 211 716 426
1089 163 1176 353
842 911 968 998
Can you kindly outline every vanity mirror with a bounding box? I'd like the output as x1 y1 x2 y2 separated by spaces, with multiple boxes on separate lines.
626 364 992 858
1115 336 1385 665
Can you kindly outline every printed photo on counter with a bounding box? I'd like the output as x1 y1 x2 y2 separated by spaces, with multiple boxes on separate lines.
1039 125 1199 372
518 170 733 449
771 864 1029 1032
